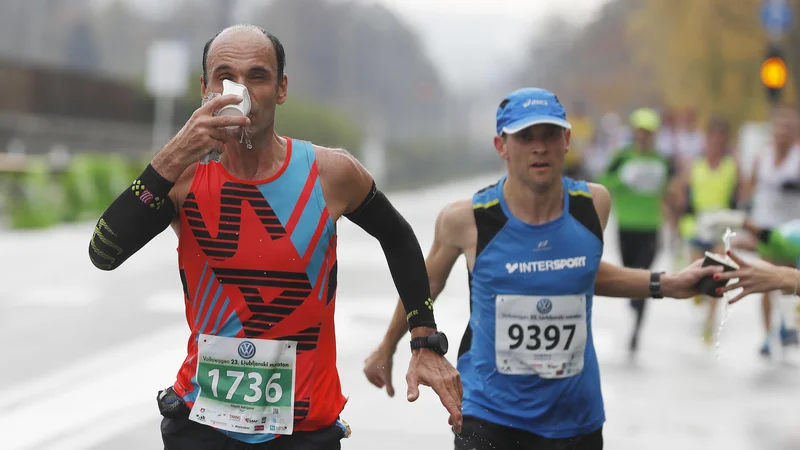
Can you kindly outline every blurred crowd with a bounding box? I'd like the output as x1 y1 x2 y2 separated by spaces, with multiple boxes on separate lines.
567 104 724 182
567 102 800 357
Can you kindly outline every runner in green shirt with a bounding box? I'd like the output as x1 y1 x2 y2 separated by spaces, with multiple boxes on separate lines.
598 108 675 354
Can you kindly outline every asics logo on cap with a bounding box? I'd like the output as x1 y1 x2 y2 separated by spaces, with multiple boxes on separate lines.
523 99 549 107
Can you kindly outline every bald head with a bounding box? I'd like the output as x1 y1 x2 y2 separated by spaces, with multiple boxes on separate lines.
202 25 285 87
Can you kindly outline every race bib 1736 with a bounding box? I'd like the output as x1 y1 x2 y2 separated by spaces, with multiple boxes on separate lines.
189 335 296 435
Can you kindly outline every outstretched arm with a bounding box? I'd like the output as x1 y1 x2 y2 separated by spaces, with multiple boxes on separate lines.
718 250 800 303
362 199 471 434
587 182 722 299
595 261 693 299
321 149 464 432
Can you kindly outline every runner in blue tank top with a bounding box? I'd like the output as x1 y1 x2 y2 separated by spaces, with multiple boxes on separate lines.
363 88 721 449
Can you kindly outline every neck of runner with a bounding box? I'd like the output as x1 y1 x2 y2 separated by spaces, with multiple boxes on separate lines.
503 175 564 225
221 132 288 180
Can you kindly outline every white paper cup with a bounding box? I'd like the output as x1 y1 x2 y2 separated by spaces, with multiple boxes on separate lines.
218 79 251 129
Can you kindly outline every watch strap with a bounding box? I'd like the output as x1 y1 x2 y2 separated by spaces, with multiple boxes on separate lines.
410 337 427 351
650 271 664 299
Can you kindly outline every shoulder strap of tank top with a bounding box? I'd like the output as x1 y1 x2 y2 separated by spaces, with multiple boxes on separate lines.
472 180 507 260
566 178 603 244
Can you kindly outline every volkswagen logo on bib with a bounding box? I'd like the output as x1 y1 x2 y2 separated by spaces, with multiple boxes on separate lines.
537 298 553 314
238 341 256 359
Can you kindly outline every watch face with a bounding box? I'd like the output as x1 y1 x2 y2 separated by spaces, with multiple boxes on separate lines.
437 332 449 353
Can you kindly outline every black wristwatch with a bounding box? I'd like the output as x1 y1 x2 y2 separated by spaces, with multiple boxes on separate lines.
650 272 664 299
410 331 449 356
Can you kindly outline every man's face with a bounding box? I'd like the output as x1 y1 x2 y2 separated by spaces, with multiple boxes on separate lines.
201 30 288 139
494 124 570 193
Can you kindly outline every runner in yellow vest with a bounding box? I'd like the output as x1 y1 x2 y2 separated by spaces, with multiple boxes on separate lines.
669 117 740 344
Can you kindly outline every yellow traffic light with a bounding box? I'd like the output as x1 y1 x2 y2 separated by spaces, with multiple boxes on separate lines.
761 57 788 89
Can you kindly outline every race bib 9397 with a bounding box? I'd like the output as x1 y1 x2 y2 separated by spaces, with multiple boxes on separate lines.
495 294 588 379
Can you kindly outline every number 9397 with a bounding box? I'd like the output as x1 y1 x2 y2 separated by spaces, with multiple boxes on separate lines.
507 324 576 351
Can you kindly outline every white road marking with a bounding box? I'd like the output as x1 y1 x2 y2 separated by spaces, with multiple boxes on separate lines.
0 327 187 411
0 330 186 450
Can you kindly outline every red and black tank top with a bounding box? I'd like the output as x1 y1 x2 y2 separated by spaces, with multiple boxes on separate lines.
172 138 345 436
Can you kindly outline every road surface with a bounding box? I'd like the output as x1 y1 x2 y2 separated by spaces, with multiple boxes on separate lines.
2 173 800 449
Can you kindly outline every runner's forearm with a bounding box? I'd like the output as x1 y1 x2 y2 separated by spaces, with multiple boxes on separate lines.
595 263 678 299
595 264 650 298
777 266 800 294
88 164 175 270
345 183 436 330
381 279 448 351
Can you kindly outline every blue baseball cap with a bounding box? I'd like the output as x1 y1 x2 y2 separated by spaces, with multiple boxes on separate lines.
496 88 571 136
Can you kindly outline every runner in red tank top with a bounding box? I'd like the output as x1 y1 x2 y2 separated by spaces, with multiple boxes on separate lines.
89 25 463 450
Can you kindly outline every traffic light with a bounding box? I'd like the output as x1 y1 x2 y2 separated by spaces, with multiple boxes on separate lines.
761 43 789 104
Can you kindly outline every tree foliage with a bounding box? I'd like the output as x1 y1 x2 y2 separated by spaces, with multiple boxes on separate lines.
520 0 798 125
275 97 363 157
628 0 788 123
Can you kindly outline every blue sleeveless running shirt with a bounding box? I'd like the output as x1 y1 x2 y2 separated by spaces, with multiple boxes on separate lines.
459 176 605 439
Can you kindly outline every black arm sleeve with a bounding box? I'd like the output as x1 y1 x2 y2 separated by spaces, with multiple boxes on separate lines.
89 164 176 271
344 182 436 330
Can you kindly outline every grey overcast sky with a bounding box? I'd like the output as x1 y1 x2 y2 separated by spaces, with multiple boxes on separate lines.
364 0 611 91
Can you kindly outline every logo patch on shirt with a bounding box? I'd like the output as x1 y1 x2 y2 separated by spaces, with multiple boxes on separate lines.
505 257 587 274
